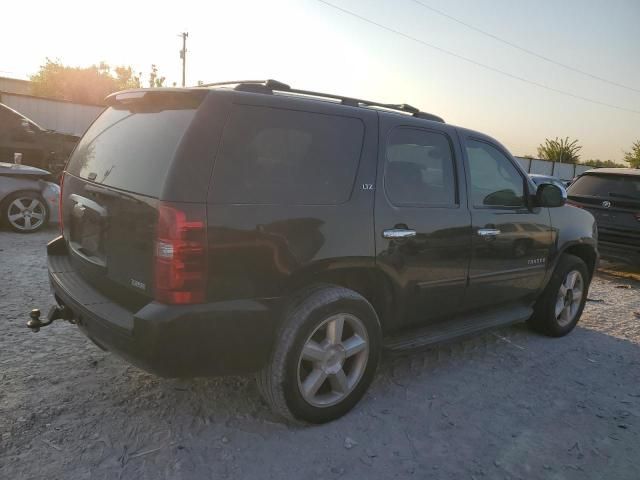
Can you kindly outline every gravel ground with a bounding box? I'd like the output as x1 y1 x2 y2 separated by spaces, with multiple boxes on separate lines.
1 228 639 480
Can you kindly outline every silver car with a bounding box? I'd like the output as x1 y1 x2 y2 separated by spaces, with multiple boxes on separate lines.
0 162 59 232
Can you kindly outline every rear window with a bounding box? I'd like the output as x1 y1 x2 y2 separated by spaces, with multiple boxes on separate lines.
569 174 640 201
210 105 364 205
67 95 199 197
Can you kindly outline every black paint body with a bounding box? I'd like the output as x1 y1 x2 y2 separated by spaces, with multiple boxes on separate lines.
48 87 598 377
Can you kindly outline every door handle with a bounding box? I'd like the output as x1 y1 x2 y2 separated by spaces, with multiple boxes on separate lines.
477 228 501 237
383 228 417 239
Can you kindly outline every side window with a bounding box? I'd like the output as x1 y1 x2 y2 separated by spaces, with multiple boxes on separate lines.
385 128 456 207
465 139 525 208
210 105 364 205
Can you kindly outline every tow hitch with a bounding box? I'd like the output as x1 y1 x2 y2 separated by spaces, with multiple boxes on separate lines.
27 305 75 332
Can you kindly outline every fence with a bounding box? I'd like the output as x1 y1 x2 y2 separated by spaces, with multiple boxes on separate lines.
0 92 104 137
514 157 592 181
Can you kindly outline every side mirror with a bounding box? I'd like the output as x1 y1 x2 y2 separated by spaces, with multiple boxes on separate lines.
535 183 566 208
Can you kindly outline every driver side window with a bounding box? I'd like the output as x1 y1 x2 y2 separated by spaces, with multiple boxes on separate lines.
466 139 525 208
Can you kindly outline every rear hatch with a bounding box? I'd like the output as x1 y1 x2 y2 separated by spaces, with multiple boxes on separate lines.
567 172 640 248
61 90 206 308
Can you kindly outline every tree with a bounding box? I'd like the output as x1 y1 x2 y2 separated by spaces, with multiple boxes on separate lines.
30 58 119 105
581 159 626 168
114 66 141 90
148 64 166 88
623 140 640 168
30 59 165 105
537 137 582 164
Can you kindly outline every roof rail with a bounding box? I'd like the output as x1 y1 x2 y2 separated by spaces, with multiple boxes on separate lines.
199 79 445 123
198 79 291 90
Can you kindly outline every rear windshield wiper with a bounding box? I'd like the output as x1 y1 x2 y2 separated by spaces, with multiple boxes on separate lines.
608 192 640 200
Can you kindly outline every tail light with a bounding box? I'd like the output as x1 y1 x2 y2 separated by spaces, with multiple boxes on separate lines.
154 202 207 304
566 199 583 209
635 212 640 222
58 173 65 233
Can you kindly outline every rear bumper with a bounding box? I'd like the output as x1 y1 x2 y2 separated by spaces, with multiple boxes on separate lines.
47 236 276 377
598 227 640 265
598 240 640 265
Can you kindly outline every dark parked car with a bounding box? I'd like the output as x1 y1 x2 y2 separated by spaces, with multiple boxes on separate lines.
0 162 60 232
31 80 598 423
0 103 79 176
567 168 640 264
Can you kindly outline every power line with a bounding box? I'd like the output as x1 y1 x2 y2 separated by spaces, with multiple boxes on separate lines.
316 0 640 115
410 0 640 94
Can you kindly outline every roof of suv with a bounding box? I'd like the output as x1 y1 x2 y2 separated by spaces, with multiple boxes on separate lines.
105 79 446 124
582 168 640 176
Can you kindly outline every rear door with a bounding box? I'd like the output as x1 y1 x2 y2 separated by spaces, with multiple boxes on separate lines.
374 118 471 329
205 94 377 301
62 91 206 305
461 135 553 309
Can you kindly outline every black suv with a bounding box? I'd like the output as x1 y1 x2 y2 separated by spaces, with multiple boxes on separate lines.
33 80 598 423
567 168 640 264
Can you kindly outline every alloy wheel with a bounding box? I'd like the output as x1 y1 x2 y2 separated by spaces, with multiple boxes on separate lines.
297 313 369 408
555 269 584 327
7 197 46 231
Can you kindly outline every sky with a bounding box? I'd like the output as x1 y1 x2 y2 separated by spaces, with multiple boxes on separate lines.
2 0 639 161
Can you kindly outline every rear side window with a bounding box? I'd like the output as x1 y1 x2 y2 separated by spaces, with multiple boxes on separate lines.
210 105 364 205
385 128 457 207
569 174 640 200
67 95 199 197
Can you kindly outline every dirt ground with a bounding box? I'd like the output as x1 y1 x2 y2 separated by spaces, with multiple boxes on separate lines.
1 228 639 480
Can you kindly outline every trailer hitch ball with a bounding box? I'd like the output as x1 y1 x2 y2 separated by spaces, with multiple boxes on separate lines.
27 306 74 332
27 309 43 332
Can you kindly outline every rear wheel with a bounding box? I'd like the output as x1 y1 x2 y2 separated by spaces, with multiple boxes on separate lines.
529 254 589 337
3 191 49 233
257 285 381 424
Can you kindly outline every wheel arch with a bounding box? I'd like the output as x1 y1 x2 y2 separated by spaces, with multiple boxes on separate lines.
283 260 396 332
558 242 598 279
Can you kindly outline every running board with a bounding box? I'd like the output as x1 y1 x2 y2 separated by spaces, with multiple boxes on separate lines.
383 305 533 352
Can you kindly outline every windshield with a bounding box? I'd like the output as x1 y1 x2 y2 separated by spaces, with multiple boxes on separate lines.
0 104 46 131
568 174 640 200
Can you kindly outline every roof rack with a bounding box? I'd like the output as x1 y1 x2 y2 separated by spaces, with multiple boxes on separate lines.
198 79 444 123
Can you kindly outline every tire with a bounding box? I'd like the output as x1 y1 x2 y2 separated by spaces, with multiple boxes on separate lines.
2 191 49 233
528 254 589 337
257 285 381 424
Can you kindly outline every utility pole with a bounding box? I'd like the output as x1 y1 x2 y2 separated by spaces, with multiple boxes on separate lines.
179 32 188 87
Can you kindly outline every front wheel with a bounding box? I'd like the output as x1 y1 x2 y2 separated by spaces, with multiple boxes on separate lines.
257 285 381 424
529 254 590 337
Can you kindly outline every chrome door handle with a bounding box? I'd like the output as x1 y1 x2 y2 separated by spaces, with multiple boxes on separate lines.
383 228 417 239
477 228 501 236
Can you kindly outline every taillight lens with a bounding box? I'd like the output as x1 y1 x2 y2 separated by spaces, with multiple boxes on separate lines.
58 173 65 233
634 212 640 222
154 202 207 304
566 199 583 209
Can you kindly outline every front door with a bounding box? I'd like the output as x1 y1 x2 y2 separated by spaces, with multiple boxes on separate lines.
375 121 471 330
461 136 553 309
